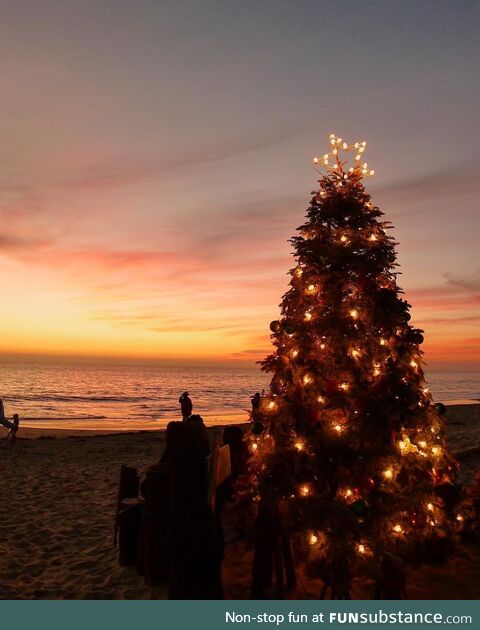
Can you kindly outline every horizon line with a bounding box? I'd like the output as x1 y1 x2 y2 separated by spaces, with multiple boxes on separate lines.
0 350 478 372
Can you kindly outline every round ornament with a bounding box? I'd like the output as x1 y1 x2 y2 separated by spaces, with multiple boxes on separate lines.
283 322 296 336
269 320 282 333
349 499 370 518
251 421 265 435
412 332 424 345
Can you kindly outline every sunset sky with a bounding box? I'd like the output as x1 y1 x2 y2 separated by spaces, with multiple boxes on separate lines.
0 1 479 369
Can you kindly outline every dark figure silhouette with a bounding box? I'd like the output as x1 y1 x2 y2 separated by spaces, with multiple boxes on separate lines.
250 392 261 420
179 391 193 421
0 400 19 442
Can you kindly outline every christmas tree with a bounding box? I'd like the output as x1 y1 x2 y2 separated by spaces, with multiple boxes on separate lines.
248 134 462 587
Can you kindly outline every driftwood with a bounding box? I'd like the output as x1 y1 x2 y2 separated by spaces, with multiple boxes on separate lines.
318 556 352 600
374 552 407 599
251 499 296 599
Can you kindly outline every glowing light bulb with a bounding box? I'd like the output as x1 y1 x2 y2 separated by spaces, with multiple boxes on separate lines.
362 141 367 147
355 154 361 161
398 436 418 455
373 364 381 377
319 343 326 350
300 484 311 497
380 338 387 346
345 488 353 497
410 360 418 368
357 544 366 554
427 503 434 511
317 395 325 404
431 446 442 457
268 401 276 410
354 142 359 149
306 283 316 294
251 443 258 451
334 424 342 434
343 142 347 149
369 234 377 241
350 348 361 359
304 311 312 321
370 170 375 176
340 382 349 391
313 156 319 164
303 374 312 385
309 533 318 545
295 440 304 451
349 309 358 319
456 514 464 522
393 524 403 533
291 349 299 358
383 468 394 480
423 387 430 394
332 148 338 155
418 440 427 449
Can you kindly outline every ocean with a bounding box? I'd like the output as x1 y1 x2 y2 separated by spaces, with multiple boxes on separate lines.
1 361 479 431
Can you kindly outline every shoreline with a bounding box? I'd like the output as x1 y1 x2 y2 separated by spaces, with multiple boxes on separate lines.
11 401 479 439
14 422 250 439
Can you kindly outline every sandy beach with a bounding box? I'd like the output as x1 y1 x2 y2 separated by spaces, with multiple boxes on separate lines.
1 405 480 600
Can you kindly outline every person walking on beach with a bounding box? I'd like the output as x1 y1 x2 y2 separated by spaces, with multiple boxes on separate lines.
179 391 193 421
0 399 20 442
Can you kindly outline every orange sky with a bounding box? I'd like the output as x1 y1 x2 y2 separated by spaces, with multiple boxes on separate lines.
0 2 479 370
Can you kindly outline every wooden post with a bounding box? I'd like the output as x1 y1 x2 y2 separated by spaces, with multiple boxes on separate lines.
166 421 224 599
114 465 139 546
137 464 169 586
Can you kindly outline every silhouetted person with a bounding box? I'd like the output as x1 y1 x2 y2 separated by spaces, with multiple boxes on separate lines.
251 392 261 420
179 391 193 421
0 400 20 441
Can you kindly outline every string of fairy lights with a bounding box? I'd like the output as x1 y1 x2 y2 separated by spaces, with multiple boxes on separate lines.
313 133 375 180
247 134 461 557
